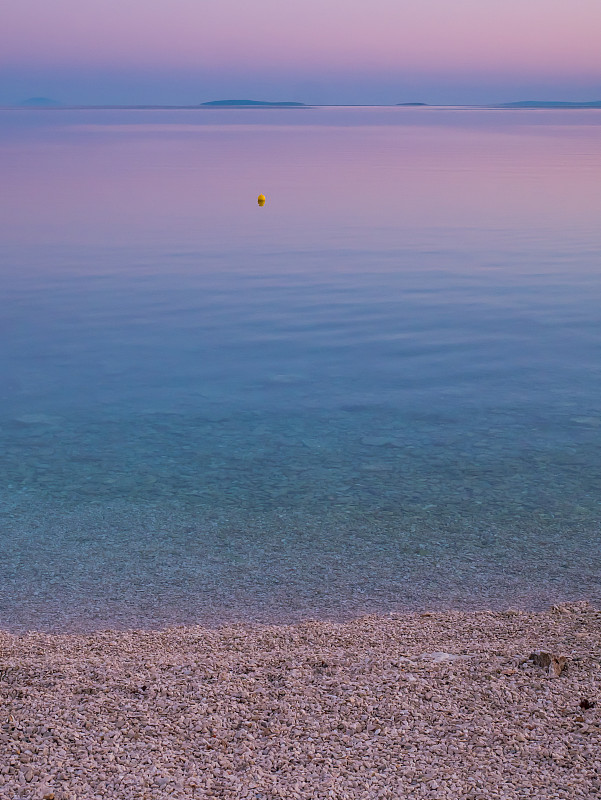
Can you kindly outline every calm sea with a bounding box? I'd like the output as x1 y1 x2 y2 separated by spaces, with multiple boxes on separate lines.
1 107 600 630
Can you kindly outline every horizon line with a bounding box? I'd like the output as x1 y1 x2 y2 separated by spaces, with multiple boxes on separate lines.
4 100 601 111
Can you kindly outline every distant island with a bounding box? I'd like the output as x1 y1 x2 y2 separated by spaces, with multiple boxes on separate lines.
497 100 601 109
20 97 62 107
8 98 601 112
200 99 306 108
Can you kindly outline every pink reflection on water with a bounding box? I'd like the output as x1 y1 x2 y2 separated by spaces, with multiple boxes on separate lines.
1 109 600 260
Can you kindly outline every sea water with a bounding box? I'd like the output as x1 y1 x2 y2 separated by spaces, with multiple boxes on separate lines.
1 107 600 630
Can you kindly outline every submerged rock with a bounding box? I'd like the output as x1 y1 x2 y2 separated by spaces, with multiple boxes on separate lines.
13 414 61 426
570 416 601 427
360 436 403 447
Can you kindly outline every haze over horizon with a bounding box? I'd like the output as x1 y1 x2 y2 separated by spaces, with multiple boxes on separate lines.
2 0 601 107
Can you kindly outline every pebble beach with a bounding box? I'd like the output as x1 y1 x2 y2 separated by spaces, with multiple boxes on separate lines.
1 602 600 799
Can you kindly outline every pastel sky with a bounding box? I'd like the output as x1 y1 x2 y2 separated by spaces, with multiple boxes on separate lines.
2 0 601 105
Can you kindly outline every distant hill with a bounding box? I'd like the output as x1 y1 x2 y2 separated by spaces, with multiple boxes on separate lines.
497 100 601 109
200 99 306 108
20 97 62 107
396 102 428 107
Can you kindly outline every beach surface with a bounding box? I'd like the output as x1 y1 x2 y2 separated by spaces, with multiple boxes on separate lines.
1 602 600 799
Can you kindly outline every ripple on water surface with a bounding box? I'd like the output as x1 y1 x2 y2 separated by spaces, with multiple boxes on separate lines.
1 107 601 629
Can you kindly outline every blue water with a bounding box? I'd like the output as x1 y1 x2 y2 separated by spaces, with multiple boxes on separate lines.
1 107 600 630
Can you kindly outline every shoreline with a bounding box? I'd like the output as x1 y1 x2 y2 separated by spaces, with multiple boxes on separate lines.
1 604 600 798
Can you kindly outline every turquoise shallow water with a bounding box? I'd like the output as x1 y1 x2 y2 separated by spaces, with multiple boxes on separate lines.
1 107 600 630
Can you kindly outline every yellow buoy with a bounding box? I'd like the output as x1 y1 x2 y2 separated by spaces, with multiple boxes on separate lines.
257 194 266 206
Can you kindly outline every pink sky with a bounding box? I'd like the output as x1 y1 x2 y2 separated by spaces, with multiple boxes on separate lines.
2 0 600 105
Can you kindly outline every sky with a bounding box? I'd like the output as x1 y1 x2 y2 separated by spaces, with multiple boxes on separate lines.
2 0 601 106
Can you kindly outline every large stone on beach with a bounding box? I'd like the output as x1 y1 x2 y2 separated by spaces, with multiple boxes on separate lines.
529 650 567 677
421 651 469 663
